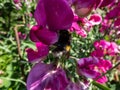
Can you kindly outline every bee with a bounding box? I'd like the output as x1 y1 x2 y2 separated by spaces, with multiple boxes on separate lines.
53 30 71 58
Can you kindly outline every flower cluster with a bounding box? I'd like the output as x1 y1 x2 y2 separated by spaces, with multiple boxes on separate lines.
25 0 120 90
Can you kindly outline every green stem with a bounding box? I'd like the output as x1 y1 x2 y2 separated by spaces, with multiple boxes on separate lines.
0 77 26 86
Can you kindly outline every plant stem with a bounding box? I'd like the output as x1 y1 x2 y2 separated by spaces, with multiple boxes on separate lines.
0 77 26 86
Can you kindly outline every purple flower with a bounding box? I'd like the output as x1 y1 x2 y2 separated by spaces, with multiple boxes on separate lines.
30 25 58 45
34 0 74 31
27 63 69 90
77 57 112 83
18 32 27 40
77 57 100 78
26 42 49 63
105 6 120 19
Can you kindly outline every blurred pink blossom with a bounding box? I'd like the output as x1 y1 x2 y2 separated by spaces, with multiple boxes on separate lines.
18 32 27 40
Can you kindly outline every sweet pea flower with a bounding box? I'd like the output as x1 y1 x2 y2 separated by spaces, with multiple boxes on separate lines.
93 40 119 56
30 25 58 45
107 42 120 55
71 22 87 38
27 63 69 90
105 6 120 19
77 57 100 79
96 59 112 83
26 42 49 63
34 0 74 31
89 14 102 25
77 57 112 83
91 48 104 57
18 32 27 40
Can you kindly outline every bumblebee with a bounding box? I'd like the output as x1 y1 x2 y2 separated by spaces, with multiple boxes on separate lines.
53 30 71 58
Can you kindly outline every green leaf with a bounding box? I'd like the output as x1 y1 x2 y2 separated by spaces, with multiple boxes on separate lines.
92 81 111 90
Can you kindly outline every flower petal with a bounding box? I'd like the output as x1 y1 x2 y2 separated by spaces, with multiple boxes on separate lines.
27 63 69 90
27 63 54 90
34 0 74 31
26 42 49 62
30 25 58 45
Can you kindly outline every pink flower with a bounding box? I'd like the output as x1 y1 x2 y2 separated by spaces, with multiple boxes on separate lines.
89 14 102 25
107 42 120 55
18 32 27 40
77 57 112 83
100 19 110 32
26 42 49 63
91 48 104 57
93 40 119 56
71 22 87 38
30 25 58 45
96 59 112 83
77 57 100 78
27 63 69 90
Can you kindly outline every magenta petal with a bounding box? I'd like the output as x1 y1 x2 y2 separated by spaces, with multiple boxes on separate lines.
79 69 100 78
106 6 120 19
97 59 112 72
27 63 69 90
26 42 49 62
35 0 73 31
29 25 41 42
44 0 74 31
96 76 108 84
77 57 100 78
71 22 87 38
114 18 120 27
34 0 47 27
30 25 58 45
89 14 102 25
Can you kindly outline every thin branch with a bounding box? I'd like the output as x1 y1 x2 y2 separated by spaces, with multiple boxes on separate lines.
14 25 24 59
0 77 26 86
